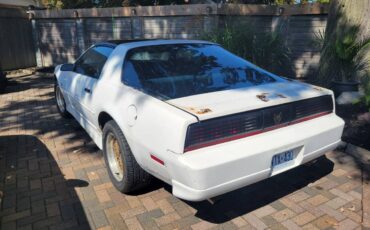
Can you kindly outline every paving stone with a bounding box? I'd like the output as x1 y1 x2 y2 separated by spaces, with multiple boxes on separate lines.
312 215 338 229
332 169 347 177
315 180 339 191
191 220 217 230
348 191 362 200
318 204 346 221
270 201 287 211
260 215 278 227
242 213 267 230
155 212 181 226
325 197 348 210
253 205 277 218
1 210 31 223
338 182 360 193
292 211 316 226
31 199 46 214
120 206 146 220
267 223 287 230
301 223 319 230
172 201 193 218
306 194 329 206
330 188 354 202
216 222 239 230
172 215 201 229
272 209 296 222
136 209 164 229
157 198 175 214
281 219 300 230
96 189 111 203
16 197 30 211
17 212 47 227
280 198 304 214
298 200 325 218
96 226 113 230
33 216 63 229
1 221 17 230
289 191 310 203
46 203 60 217
342 209 362 223
141 196 158 211
301 186 319 197
337 218 359 230
125 195 142 209
60 203 76 221
230 216 248 228
91 210 110 229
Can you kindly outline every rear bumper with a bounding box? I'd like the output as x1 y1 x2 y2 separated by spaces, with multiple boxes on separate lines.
166 113 344 201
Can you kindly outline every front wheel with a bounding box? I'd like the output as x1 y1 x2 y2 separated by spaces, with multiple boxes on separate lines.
103 120 152 193
54 84 71 118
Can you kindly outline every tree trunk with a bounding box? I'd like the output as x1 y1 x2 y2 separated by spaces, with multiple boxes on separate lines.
318 0 370 86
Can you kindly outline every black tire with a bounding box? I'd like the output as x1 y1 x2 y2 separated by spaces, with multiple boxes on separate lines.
103 120 152 193
54 83 71 118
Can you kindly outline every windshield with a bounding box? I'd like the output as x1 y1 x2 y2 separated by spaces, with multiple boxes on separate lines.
122 44 278 99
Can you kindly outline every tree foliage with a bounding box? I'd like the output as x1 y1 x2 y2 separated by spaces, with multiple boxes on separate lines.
202 22 292 76
317 0 370 86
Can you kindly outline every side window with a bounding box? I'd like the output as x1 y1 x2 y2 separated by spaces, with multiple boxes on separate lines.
122 60 142 89
74 46 114 79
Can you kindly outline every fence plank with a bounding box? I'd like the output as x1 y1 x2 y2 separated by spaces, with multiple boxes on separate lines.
29 4 328 79
0 8 36 71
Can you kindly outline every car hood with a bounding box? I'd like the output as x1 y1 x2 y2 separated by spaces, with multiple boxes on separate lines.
166 81 332 121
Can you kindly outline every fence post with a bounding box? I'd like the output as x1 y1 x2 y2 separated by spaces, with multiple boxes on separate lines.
131 9 143 39
203 16 218 34
75 12 86 55
203 5 218 37
31 18 43 68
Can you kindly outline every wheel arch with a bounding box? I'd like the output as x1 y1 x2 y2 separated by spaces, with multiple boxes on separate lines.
98 110 147 167
98 111 114 130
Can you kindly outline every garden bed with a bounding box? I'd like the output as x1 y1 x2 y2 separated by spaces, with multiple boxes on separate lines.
337 104 370 151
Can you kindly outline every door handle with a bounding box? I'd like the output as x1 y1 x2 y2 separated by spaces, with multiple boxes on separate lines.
84 88 91 93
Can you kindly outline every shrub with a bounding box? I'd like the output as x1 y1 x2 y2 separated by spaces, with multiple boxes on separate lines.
202 22 292 77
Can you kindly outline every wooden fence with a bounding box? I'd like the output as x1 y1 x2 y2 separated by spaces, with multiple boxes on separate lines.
0 8 36 71
29 3 328 78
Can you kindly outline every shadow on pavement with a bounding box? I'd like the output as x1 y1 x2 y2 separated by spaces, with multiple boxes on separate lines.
184 156 334 224
0 135 91 229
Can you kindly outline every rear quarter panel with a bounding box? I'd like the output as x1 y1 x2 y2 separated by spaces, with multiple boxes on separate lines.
92 45 198 181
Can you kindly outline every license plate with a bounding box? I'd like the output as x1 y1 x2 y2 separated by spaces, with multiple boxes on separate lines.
271 150 294 167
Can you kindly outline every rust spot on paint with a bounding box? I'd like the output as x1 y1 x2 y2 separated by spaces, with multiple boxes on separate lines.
256 93 269 102
276 93 287 98
313 86 324 91
185 107 212 114
196 108 212 114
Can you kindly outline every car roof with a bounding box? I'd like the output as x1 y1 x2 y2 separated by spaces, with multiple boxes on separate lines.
94 39 216 49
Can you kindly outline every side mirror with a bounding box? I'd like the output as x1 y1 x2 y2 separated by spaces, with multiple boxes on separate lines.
60 63 74 72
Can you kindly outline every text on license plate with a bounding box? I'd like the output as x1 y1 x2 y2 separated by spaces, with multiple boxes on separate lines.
271 150 294 167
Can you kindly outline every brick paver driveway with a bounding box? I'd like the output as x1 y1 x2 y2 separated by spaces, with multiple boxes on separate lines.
0 73 369 230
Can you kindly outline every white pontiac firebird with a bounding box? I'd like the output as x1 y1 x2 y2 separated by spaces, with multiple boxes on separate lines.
54 39 344 201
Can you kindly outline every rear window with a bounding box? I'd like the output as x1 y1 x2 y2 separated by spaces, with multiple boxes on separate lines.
122 44 277 99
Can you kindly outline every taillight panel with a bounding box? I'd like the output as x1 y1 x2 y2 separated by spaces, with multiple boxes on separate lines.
184 95 333 152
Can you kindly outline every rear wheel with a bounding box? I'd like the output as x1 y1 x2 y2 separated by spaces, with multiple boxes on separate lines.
54 84 71 118
103 120 152 193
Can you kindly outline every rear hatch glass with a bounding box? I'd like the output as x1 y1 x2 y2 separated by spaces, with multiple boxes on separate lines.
122 43 278 100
